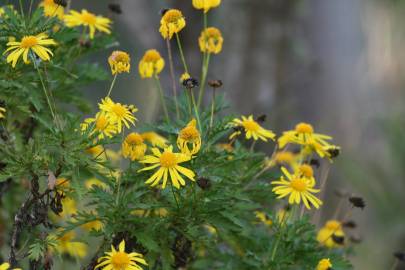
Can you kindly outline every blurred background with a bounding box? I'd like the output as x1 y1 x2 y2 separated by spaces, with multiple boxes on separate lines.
7 0 405 269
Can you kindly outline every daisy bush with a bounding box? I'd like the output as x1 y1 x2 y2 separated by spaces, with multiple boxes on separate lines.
0 1 366 270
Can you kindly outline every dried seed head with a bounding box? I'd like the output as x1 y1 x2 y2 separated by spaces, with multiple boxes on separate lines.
182 77 199 89
108 3 122 14
394 252 405 262
208 79 223 88
309 158 320 168
349 196 366 209
197 177 211 190
342 220 357 229
327 146 341 158
256 114 267 123
331 234 345 245
53 0 67 7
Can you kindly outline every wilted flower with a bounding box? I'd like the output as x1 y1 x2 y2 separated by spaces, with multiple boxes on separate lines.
138 49 165 78
64 9 111 39
199 27 223 54
192 0 221 13
108 51 131 75
317 220 345 248
122 133 147 161
177 119 201 155
141 132 168 148
159 9 186 39
39 0 65 19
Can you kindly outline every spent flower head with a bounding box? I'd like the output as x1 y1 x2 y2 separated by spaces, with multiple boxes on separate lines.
159 9 186 39
138 49 165 78
199 27 224 54
109 51 131 75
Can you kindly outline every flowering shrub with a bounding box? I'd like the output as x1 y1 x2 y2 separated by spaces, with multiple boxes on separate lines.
0 1 364 270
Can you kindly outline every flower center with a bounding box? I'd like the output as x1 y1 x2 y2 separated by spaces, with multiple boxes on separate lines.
111 252 130 269
204 27 221 40
143 50 161 62
160 152 177 168
180 126 199 141
126 133 143 145
290 178 307 192
81 12 96 25
112 104 126 117
243 120 260 132
299 164 313 177
295 122 314 134
21 36 38 48
95 115 109 130
275 152 294 163
111 51 130 64
325 220 341 230
163 9 183 23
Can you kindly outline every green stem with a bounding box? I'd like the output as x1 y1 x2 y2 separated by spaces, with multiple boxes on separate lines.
170 183 180 209
18 0 24 17
209 88 216 129
186 91 193 116
166 38 180 119
197 53 211 107
107 74 118 97
33 61 56 123
191 90 203 133
175 33 189 74
153 77 170 123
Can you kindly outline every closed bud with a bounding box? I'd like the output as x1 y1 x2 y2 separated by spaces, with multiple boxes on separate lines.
349 196 366 209
108 3 122 14
197 177 211 190
208 79 223 88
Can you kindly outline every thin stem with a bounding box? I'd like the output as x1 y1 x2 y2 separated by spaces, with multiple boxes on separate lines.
250 140 257 152
186 91 193 116
153 77 170 123
170 183 180 209
197 53 211 107
28 0 34 18
107 74 118 97
166 38 180 119
18 0 24 17
390 260 398 270
33 61 56 123
209 88 216 129
190 90 203 133
175 33 189 74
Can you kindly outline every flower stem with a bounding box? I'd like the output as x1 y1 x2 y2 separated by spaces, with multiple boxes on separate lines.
209 88 216 129
170 183 180 209
166 38 180 119
390 259 398 270
153 77 170 123
190 90 203 133
107 74 117 97
18 0 24 17
197 52 211 108
175 33 189 74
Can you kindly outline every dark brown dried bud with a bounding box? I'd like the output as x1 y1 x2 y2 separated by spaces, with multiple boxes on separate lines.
208 79 223 88
79 39 92 48
183 78 199 89
349 235 362 244
349 196 366 209
331 234 345 245
232 126 244 133
334 188 349 198
197 177 211 190
309 158 320 168
108 3 122 14
256 114 266 123
327 146 340 158
342 220 357 229
53 0 67 7
394 252 405 262
160 8 170 17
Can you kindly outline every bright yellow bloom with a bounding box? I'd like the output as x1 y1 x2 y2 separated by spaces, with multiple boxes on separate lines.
192 0 221 13
0 107 6 119
316 258 332 270
122 133 147 161
141 132 168 148
138 146 195 189
95 240 147 270
264 151 297 168
53 231 88 258
86 145 104 156
272 167 322 209
317 220 345 248
159 9 186 39
81 219 103 231
291 164 316 188
177 119 202 155
0 263 21 270
109 51 131 75
230 115 276 142
180 72 190 83
64 9 111 39
59 197 77 219
81 111 117 139
98 97 137 133
4 34 56 68
199 27 223 54
85 178 108 190
278 122 334 157
254 211 272 227
39 0 64 19
138 49 165 78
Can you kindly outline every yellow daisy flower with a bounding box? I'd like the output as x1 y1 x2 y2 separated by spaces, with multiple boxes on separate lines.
230 115 276 142
109 51 131 75
138 49 165 78
85 178 108 190
52 231 88 258
291 163 316 187
271 167 322 209
95 240 147 270
180 72 191 83
159 9 186 40
81 111 117 139
264 151 297 168
122 132 147 161
141 132 168 148
317 220 345 248
199 27 223 54
316 258 332 270
177 119 202 155
98 97 137 133
4 34 56 68
81 219 103 231
0 107 6 119
138 146 195 189
64 9 111 39
254 211 272 227
192 0 221 13
0 262 21 270
39 0 65 19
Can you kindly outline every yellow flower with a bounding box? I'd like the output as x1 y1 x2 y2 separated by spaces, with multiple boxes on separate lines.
81 219 103 231
138 49 165 78
159 9 186 39
86 145 104 156
4 34 56 68
39 0 64 19
0 263 21 270
317 220 345 248
316 258 332 270
254 211 272 227
177 119 202 155
230 115 276 142
0 5 15 18
85 178 108 190
278 122 334 158
122 133 147 161
81 111 118 139
64 9 111 39
109 51 131 75
291 164 316 187
180 72 190 83
53 231 88 258
138 146 195 189
141 132 168 148
0 107 6 119
192 0 221 13
59 197 77 219
95 240 147 270
271 167 322 209
98 97 137 133
199 27 223 54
